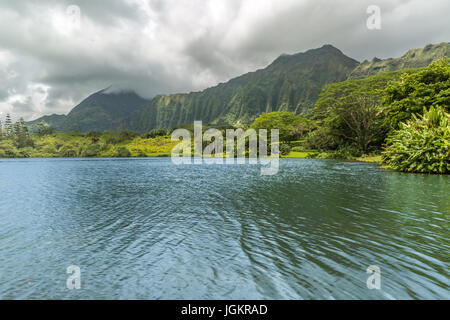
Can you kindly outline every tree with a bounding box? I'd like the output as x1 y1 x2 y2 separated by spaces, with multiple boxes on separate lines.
115 146 131 157
15 118 34 148
326 95 388 153
383 58 450 129
310 69 418 151
312 68 418 120
4 113 13 137
36 122 56 136
143 128 169 138
250 111 310 142
382 106 449 174
80 144 101 157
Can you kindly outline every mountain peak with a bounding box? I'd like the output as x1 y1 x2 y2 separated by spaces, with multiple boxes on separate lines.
100 85 142 96
319 44 341 52
271 44 350 66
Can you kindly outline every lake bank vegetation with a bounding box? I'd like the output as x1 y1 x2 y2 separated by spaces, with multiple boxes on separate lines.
1 59 448 174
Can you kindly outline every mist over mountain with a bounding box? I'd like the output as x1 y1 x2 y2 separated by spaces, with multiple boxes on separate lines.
28 42 449 133
28 88 151 132
128 44 358 131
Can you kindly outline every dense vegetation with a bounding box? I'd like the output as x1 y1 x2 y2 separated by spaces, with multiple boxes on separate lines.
0 126 177 158
382 106 449 174
308 68 420 154
383 59 450 128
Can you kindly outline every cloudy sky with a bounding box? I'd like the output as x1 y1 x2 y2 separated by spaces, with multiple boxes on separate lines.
0 0 449 121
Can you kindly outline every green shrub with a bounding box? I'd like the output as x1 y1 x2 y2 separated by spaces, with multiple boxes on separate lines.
328 146 362 160
143 128 169 138
382 106 450 174
115 146 131 157
304 127 339 150
81 144 102 157
59 145 78 157
279 144 292 156
383 59 450 129
291 146 304 152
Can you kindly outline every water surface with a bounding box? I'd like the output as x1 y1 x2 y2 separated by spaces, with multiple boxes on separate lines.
0 158 448 299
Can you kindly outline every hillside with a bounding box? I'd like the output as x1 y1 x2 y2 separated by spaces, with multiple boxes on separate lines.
28 88 151 132
348 42 450 79
129 45 359 131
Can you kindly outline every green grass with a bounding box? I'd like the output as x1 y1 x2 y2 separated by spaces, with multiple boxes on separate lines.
356 155 382 163
282 151 311 158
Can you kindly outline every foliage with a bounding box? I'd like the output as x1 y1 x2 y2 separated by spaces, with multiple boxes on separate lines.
35 123 56 136
279 144 292 156
312 69 417 119
114 146 131 157
0 115 34 149
250 111 310 142
304 127 339 150
0 128 178 159
80 143 102 157
383 58 450 129
309 70 410 152
382 106 450 174
143 128 169 138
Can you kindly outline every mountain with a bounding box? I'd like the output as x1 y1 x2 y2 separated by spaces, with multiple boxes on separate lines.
128 45 359 131
28 88 151 132
27 114 67 132
348 42 450 79
28 42 449 133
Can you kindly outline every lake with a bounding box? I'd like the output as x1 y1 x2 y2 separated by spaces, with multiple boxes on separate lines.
0 158 448 299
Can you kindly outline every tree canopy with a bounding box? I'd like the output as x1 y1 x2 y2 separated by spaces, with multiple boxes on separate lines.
250 111 310 142
383 58 450 128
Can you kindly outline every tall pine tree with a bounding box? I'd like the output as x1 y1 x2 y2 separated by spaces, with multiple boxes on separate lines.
16 117 33 148
4 113 13 137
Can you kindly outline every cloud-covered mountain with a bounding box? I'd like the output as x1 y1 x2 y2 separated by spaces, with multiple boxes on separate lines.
129 44 358 131
28 42 449 132
28 88 150 132
29 44 358 131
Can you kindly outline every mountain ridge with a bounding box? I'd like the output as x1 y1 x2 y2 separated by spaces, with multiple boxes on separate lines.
128 44 359 131
28 42 449 132
348 42 450 79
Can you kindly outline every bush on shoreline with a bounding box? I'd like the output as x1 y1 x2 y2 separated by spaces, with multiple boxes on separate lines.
382 106 450 174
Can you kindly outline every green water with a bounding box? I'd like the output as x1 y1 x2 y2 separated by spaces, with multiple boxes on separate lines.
0 158 448 299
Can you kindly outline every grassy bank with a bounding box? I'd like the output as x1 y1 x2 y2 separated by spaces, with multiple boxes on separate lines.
282 150 381 163
0 132 383 164
0 132 177 158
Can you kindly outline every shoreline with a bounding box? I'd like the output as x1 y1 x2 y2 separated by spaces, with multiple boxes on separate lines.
0 154 383 163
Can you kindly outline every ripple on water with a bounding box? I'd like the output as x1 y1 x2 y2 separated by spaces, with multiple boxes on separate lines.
0 158 448 299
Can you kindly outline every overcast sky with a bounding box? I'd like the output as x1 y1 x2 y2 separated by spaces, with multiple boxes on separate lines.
0 0 449 121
